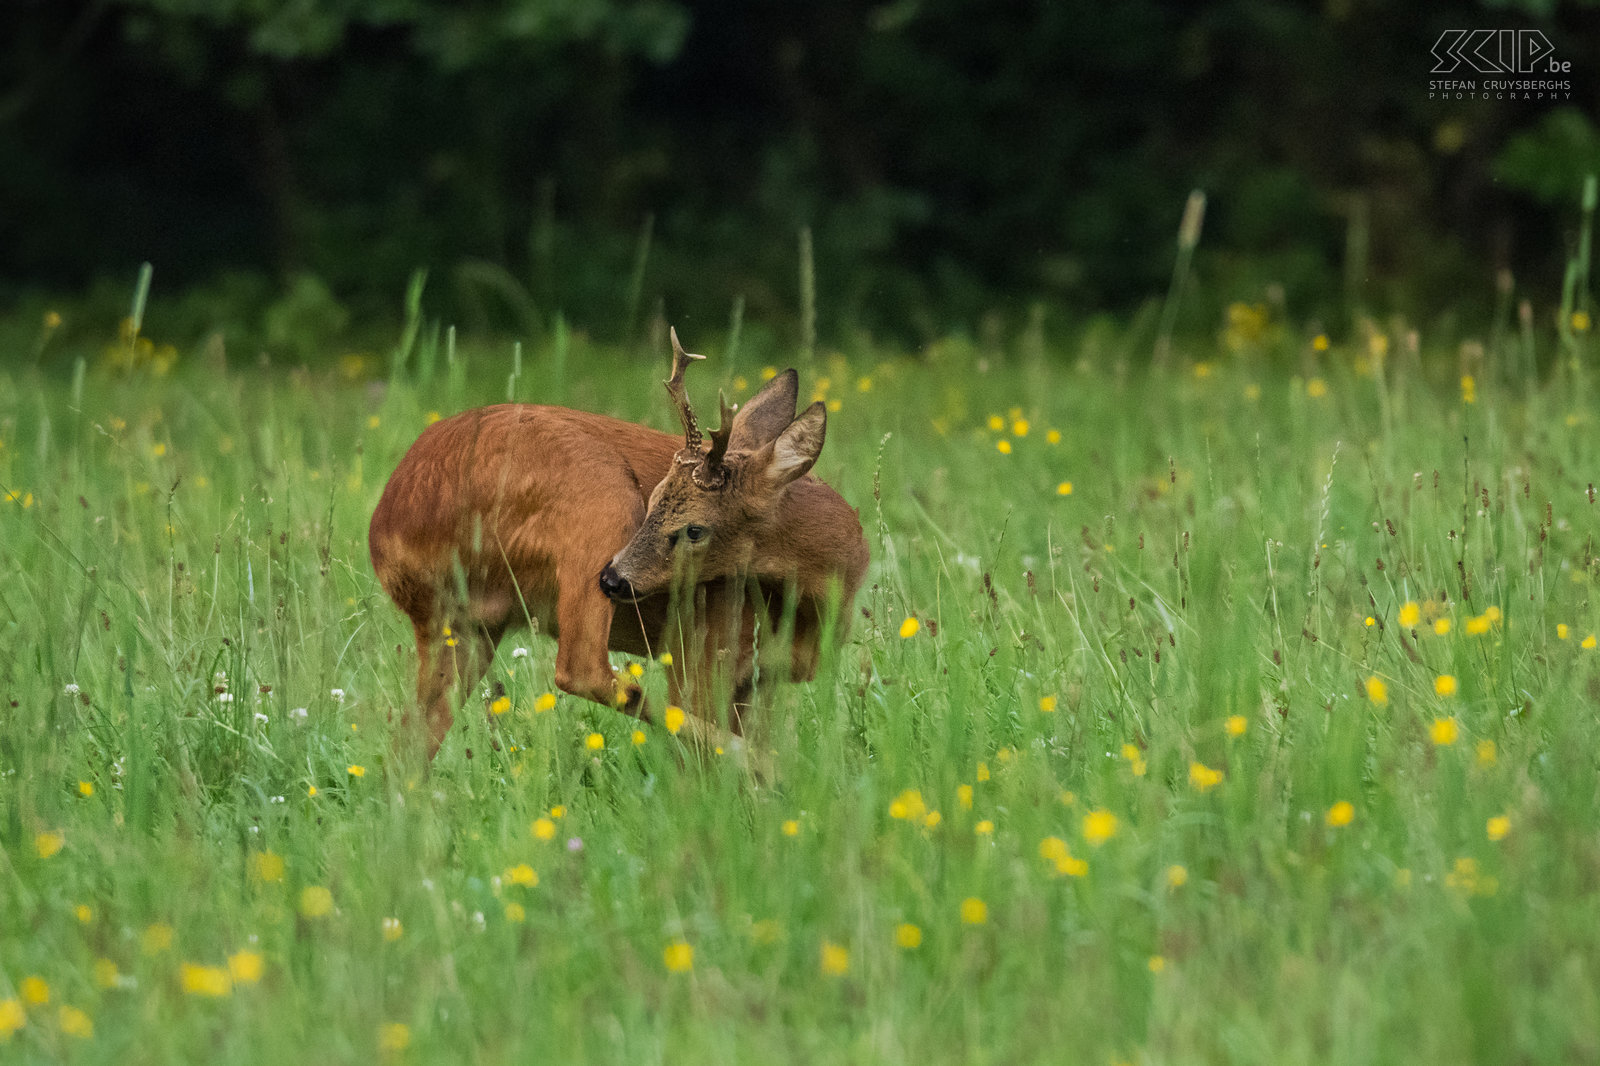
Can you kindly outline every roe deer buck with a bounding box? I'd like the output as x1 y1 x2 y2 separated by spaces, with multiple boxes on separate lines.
369 329 870 760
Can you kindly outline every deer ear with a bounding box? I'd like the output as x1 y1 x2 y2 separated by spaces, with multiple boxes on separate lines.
760 400 826 489
729 369 798 452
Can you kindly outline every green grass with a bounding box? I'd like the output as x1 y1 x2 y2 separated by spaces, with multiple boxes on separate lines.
3 314 1600 1065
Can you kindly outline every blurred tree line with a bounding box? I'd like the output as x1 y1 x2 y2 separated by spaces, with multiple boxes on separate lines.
1 0 1598 350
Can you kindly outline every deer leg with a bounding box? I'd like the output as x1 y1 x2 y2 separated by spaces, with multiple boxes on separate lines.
410 617 501 759
665 645 775 785
553 582 642 716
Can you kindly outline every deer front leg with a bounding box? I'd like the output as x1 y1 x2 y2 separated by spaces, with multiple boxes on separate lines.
666 643 775 785
553 580 643 716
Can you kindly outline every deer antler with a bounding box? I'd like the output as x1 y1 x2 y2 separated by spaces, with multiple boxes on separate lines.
697 390 736 488
664 327 706 454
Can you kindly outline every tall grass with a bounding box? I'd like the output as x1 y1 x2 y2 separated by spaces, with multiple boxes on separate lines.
1 307 1598 1065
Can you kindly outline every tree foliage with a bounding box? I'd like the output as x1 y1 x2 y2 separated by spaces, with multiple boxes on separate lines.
1 0 1596 344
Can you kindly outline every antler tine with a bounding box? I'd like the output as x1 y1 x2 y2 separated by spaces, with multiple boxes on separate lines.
703 389 736 473
664 326 706 453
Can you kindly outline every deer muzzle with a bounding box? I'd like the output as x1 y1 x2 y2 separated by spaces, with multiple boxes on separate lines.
597 563 639 603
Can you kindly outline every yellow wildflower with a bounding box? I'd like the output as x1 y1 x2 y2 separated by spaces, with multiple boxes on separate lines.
663 941 694 973
34 831 64 859
1584 634 1598 650
1225 715 1248 737
1038 695 1057 713
1082 808 1118 845
532 818 556 841
490 696 511 715
19 977 49 1006
960 897 988 925
957 784 973 810
1165 864 1188 889
142 923 174 955
0 999 23 1040
1434 675 1458 697
534 692 557 713
1476 740 1497 766
1046 429 1061 444
1399 601 1421 628
899 617 920 638
1434 617 1452 636
92 959 119 989
299 886 334 918
1120 743 1147 777
347 765 366 778
1366 676 1388 706
379 1023 411 1052
895 923 922 949
252 850 287 882
504 902 526 923
1326 801 1355 828
180 963 232 997
506 863 538 887
1056 481 1074 496
585 732 605 750
663 705 685 734
382 917 403 942
58 1005 92 1039
1430 717 1460 746
781 819 800 837
1189 762 1224 792
1487 815 1511 842
888 789 928 822
974 819 994 836
820 941 850 976
228 951 264 985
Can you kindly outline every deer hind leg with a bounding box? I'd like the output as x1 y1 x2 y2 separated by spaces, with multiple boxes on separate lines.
411 617 503 759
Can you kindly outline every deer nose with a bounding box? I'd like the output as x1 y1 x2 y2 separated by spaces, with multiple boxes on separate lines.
598 564 635 601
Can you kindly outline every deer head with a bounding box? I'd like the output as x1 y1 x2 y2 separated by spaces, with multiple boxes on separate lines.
598 329 826 603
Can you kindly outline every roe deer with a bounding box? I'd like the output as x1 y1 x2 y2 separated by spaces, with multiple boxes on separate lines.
369 329 870 760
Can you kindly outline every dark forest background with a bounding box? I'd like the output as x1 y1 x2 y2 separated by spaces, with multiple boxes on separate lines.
3 0 1599 351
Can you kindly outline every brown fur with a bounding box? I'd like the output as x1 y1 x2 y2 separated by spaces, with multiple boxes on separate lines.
370 389 869 759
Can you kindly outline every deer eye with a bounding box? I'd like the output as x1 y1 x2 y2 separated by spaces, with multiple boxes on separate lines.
683 524 709 544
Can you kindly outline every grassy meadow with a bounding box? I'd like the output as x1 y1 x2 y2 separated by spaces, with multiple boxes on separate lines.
3 304 1600 1065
